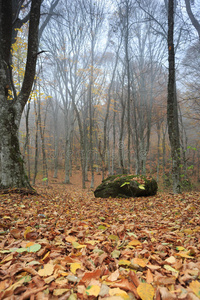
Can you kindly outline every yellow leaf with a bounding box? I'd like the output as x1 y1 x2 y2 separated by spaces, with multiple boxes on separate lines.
24 226 32 239
70 262 82 274
42 251 50 261
0 254 13 264
109 287 130 299
137 283 155 300
118 260 131 266
86 285 101 296
72 241 86 249
5 277 25 292
164 265 179 277
86 240 97 245
132 258 147 268
183 229 193 234
176 251 194 259
189 280 200 298
176 246 185 251
38 264 54 277
139 184 145 190
53 289 69 296
128 239 141 246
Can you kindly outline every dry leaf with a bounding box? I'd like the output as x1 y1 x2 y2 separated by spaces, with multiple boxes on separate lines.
70 262 82 274
189 281 200 298
109 287 130 299
107 269 120 281
128 239 141 246
38 264 54 277
137 283 155 300
86 285 101 296
146 269 154 284
132 257 147 268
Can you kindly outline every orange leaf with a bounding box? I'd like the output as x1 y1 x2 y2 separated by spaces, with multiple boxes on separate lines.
128 239 141 246
110 279 139 298
79 269 101 286
146 269 154 284
132 258 147 268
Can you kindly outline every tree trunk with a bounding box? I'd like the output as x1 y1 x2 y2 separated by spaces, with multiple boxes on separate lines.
0 106 32 189
0 0 41 190
33 99 39 186
167 0 181 193
23 101 31 181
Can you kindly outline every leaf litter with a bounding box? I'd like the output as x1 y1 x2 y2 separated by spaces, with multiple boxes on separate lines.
0 180 200 299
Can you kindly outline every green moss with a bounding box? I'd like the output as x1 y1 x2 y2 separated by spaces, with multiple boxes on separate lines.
94 174 158 198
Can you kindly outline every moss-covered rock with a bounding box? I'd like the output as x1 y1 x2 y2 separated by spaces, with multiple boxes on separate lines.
94 174 158 198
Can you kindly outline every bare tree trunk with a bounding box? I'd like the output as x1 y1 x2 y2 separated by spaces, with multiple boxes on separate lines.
167 0 181 193
111 97 117 175
119 100 126 174
101 44 120 179
23 101 31 181
156 123 161 182
38 93 48 186
33 99 39 185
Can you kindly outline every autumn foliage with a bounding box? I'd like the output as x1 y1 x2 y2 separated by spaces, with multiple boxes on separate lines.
0 173 200 299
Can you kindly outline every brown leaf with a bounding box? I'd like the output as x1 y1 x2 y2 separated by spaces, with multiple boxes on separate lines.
158 287 176 300
110 279 140 298
79 269 102 286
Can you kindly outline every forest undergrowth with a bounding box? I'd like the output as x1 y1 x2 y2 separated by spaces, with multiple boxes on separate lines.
0 172 200 299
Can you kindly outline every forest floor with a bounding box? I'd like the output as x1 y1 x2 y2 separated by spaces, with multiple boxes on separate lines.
0 171 200 300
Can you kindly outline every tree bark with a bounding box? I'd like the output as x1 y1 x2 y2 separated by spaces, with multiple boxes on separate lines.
185 0 200 40
167 0 181 193
0 0 41 190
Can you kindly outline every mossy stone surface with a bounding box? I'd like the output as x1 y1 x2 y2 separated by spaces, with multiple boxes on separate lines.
94 174 158 198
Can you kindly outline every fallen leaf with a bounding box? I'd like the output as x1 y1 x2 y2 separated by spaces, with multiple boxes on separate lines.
109 287 130 299
132 257 147 268
107 269 120 281
86 285 101 296
189 281 200 298
70 262 82 274
137 283 155 300
72 241 86 249
118 259 131 266
111 249 121 258
128 239 141 246
38 264 54 277
53 288 69 296
165 256 176 264
146 269 154 284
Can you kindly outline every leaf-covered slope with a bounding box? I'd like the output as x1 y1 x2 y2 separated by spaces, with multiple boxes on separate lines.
0 183 200 299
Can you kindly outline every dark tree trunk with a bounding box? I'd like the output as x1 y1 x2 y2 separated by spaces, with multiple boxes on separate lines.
0 0 42 190
167 0 181 193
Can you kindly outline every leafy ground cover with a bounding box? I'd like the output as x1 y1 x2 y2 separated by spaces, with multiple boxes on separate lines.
0 173 200 299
